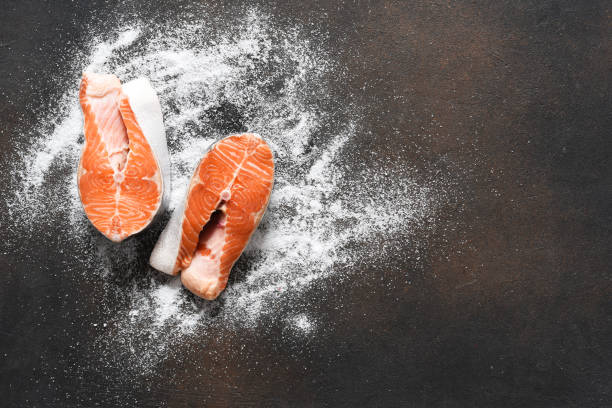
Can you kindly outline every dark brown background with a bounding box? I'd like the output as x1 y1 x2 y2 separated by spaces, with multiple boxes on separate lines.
1 0 611 406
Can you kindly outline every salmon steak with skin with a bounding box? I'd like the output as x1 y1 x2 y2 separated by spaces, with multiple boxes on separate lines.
78 73 170 242
150 133 274 300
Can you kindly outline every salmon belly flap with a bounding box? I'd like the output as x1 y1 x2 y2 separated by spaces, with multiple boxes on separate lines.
151 133 274 300
77 73 163 242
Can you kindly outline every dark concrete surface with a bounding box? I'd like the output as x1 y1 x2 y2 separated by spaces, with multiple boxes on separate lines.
1 0 611 406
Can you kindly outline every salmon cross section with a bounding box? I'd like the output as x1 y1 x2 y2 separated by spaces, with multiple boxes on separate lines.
150 134 274 300
77 73 164 242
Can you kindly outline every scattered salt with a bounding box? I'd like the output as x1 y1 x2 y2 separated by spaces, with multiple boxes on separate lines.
291 314 315 334
5 8 447 374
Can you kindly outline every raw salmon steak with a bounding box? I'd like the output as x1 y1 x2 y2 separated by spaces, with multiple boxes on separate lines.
150 133 274 300
78 73 170 242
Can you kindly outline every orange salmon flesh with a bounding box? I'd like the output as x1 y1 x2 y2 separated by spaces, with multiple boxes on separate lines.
78 73 163 242
152 133 274 300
